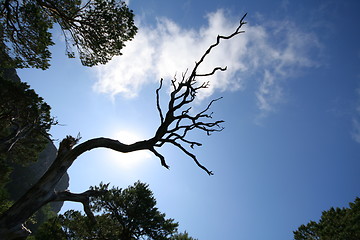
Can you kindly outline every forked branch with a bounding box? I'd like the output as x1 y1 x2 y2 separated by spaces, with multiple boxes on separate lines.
0 13 247 239
53 189 106 224
151 14 247 174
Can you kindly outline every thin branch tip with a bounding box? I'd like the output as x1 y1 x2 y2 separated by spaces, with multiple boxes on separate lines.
240 13 248 23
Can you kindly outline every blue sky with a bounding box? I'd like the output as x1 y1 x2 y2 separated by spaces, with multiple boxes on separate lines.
18 0 360 239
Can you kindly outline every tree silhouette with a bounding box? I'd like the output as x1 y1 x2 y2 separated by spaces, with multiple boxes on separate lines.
33 182 179 240
0 13 247 239
294 197 360 240
0 0 137 69
0 77 55 164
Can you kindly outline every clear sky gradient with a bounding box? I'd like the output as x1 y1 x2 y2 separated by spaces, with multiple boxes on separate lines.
18 0 360 239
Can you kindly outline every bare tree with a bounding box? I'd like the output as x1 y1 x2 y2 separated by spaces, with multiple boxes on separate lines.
0 13 247 240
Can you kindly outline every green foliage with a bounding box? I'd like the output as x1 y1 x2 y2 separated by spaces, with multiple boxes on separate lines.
171 231 198 240
90 181 179 239
25 204 58 235
0 76 54 167
0 75 54 217
28 217 67 240
0 193 12 216
34 181 180 239
0 0 137 69
294 197 360 240
58 0 138 66
0 0 54 69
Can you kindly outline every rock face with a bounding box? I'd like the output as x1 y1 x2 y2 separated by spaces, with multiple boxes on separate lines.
7 142 70 213
3 67 70 213
1 68 20 83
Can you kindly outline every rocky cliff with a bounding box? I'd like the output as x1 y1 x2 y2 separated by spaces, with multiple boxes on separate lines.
6 142 69 213
2 68 70 213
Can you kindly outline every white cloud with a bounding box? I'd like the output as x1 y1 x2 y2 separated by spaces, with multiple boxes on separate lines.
256 70 283 112
245 20 321 118
93 28 157 98
352 88 360 144
352 119 360 144
93 9 321 115
93 10 247 99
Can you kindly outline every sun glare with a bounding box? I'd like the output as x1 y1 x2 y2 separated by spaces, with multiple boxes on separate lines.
107 130 152 170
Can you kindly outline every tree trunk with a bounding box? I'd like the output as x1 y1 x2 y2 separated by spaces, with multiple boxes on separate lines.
0 136 153 239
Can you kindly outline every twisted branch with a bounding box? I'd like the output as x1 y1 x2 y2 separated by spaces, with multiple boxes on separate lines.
149 14 247 174
53 189 106 224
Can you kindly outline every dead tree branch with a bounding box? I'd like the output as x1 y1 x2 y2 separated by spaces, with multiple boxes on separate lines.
52 189 106 224
0 13 247 239
150 13 247 174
